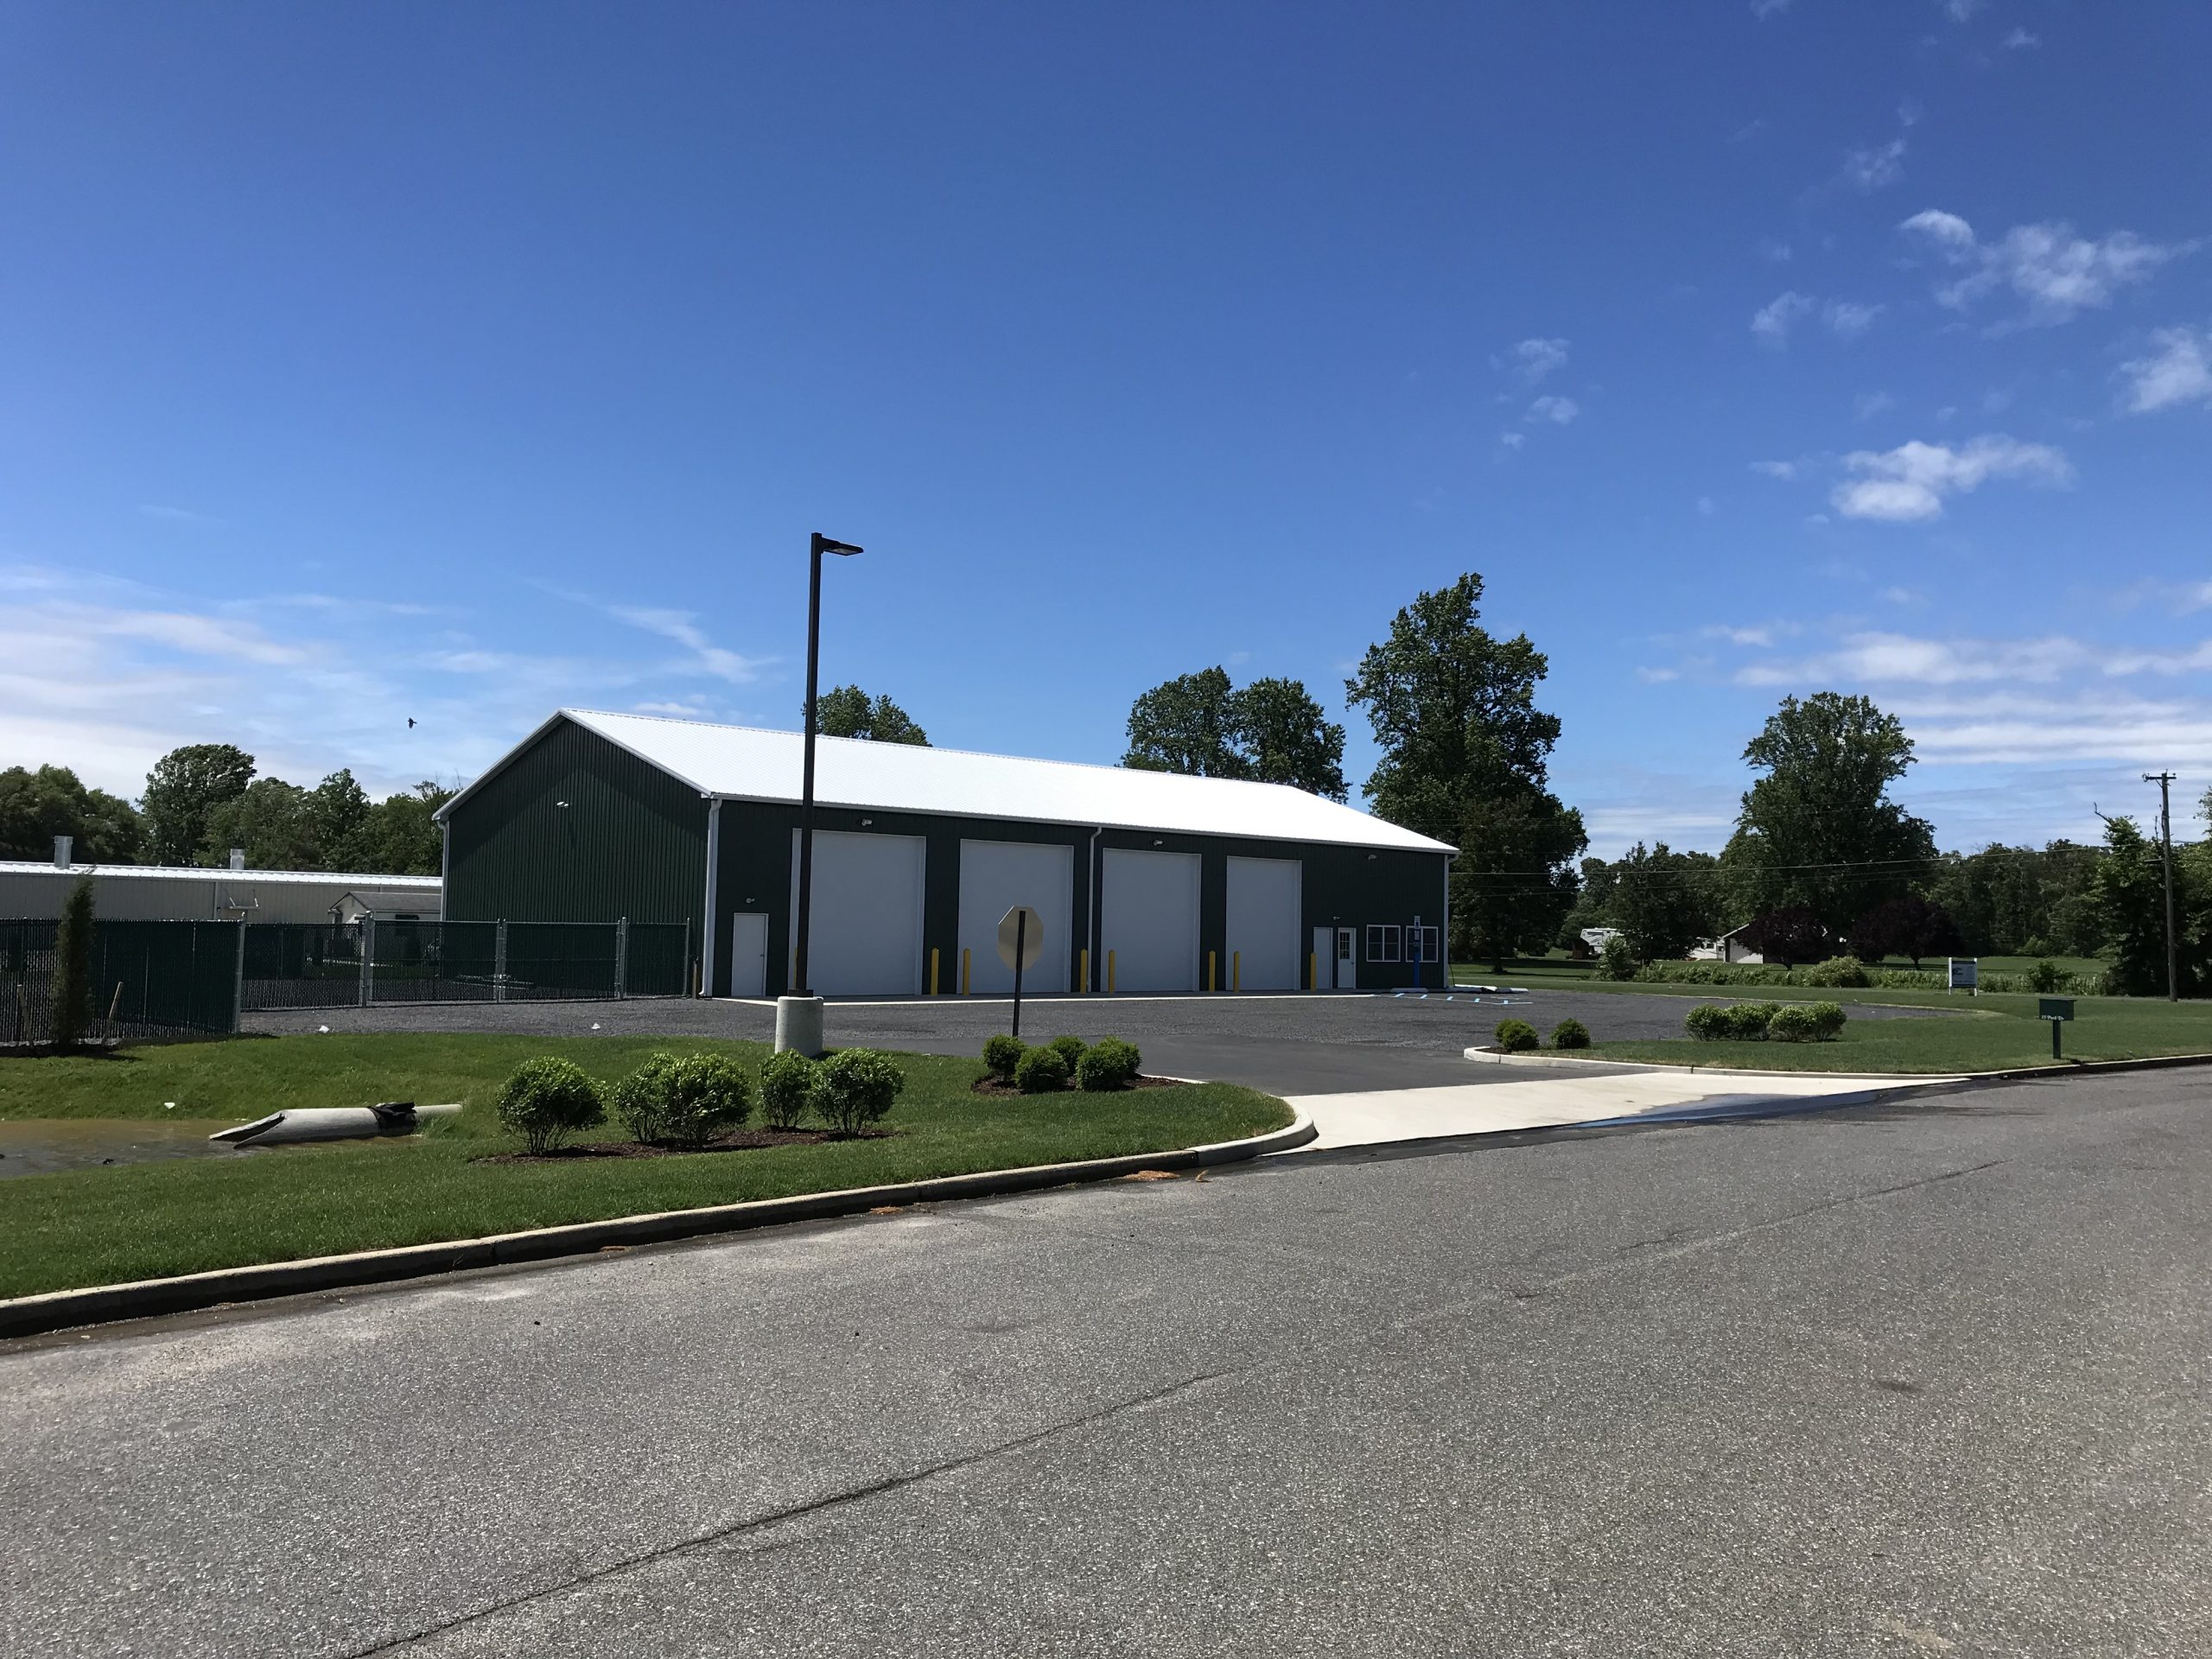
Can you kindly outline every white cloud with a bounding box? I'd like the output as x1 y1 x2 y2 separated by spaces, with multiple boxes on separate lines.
607 607 771 683
1759 237 1793 262
1830 434 2074 522
1840 138 1907 193
1525 395 1579 425
1497 430 1527 451
137 504 220 525
1750 0 1792 16
1736 631 2088 687
1508 338 1570 383
1824 300 1882 340
2118 326 2212 414
1750 460 1798 480
1704 624 1780 647
1943 0 1986 19
1901 209 2184 326
1751 289 1815 346
1636 665 1681 683
2004 28 2040 48
1854 391 1897 421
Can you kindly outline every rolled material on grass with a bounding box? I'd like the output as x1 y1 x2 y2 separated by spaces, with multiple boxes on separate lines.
209 1103 461 1147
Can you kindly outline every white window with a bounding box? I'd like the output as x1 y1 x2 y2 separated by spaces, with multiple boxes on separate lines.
1366 924 1400 963
1407 925 1440 965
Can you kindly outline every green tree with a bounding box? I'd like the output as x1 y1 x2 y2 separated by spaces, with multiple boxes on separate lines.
1344 574 1586 964
141 743 255 865
305 769 372 868
0 765 144 862
1122 667 1247 779
1122 669 1348 799
1723 693 1936 932
1611 842 1720 963
356 782 454 875
49 877 94 1048
2092 814 2201 996
814 685 929 745
200 777 315 869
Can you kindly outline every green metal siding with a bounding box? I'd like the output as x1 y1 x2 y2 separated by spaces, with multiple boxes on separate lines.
708 798 1446 997
443 718 708 957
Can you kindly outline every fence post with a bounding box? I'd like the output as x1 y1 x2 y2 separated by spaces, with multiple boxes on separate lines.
360 917 376 1006
232 920 245 1034
615 917 629 1000
495 919 509 1002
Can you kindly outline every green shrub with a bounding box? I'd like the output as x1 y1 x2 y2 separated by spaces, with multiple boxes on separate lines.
1802 956 1870 989
1594 935 1637 981
1076 1036 1142 1091
1495 1018 1539 1052
1549 1017 1591 1050
49 877 93 1049
1014 1045 1071 1093
1684 1003 1730 1040
1767 1003 1821 1043
497 1057 607 1155
662 1052 753 1147
759 1049 817 1130
814 1048 906 1135
982 1033 1027 1082
1806 1001 1847 1040
2027 959 2067 994
1047 1034 1088 1071
1722 1001 1781 1040
612 1052 683 1143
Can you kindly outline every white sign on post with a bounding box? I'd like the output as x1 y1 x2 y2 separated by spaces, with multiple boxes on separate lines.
1948 957 1979 995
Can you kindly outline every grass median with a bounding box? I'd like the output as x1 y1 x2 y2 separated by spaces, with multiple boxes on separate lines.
0 1033 1291 1301
1586 992 2212 1074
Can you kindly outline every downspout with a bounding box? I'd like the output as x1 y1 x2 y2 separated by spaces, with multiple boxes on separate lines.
700 798 722 997
1087 826 1103 991
1443 852 1454 990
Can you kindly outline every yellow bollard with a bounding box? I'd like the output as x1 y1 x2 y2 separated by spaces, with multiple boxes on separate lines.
962 947 971 996
929 947 939 996
1107 950 1116 994
1207 950 1217 993
1233 950 1241 992
1079 946 1090 993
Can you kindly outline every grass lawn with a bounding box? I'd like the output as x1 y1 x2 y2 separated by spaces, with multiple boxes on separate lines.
1588 991 2212 1074
0 1034 1289 1301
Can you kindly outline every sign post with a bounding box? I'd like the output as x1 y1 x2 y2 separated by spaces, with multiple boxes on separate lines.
1947 957 1979 998
997 906 1045 1039
2039 995 2075 1060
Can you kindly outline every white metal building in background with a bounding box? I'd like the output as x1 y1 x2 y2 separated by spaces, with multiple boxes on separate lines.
0 851 442 925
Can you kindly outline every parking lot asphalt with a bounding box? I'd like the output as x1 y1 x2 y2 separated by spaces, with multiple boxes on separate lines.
246 987 1950 1096
5 1067 2206 1656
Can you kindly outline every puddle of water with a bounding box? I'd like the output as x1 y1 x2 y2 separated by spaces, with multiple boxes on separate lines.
0 1117 242 1178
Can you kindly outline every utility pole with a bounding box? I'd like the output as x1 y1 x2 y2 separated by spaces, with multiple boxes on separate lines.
2145 771 2178 1002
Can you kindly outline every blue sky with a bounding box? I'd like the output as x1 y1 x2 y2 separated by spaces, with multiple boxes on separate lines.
3 1 2209 855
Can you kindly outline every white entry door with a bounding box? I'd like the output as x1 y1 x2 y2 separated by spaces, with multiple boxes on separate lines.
1100 848 1200 993
958 839 1072 994
1225 856 1300 991
788 830 926 996
728 912 767 999
1335 925 1357 989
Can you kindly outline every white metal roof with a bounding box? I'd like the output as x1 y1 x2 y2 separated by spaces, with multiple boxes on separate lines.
443 709 1454 855
0 861 442 888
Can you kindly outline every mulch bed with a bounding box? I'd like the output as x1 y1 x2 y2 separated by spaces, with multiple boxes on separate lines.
969 1074 1182 1098
475 1126 892 1165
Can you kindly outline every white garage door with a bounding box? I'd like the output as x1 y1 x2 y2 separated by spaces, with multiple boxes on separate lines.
787 830 925 996
1100 848 1200 993
959 840 1072 994
1225 855 1301 991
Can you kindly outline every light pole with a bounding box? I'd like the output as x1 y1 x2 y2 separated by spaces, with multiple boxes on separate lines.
2145 771 2178 1002
777 531 862 1056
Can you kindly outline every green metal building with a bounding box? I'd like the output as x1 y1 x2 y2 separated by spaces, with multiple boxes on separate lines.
438 709 1455 999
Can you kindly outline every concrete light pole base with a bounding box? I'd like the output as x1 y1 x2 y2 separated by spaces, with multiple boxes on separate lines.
773 995 825 1058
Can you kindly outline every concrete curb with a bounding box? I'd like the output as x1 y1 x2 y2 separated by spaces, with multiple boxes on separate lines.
1464 1045 2212 1084
0 1110 1316 1341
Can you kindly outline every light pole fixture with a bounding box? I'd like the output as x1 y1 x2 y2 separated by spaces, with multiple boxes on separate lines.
779 531 862 1054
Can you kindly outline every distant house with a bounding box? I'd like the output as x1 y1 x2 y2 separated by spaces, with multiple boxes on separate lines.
1702 924 1764 964
329 888 444 925
0 838 442 925
1573 926 1622 959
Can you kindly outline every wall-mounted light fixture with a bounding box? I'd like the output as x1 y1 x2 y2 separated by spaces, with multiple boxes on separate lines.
860 817 874 827
556 800 570 809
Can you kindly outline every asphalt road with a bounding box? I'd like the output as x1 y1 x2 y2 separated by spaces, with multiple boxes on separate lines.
6 1068 2208 1656
247 988 1949 1095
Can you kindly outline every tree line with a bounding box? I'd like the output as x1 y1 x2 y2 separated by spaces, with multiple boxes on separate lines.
0 745 452 876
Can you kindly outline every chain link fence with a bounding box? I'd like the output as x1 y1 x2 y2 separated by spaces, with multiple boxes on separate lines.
239 918 690 1011
3 918 242 1045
